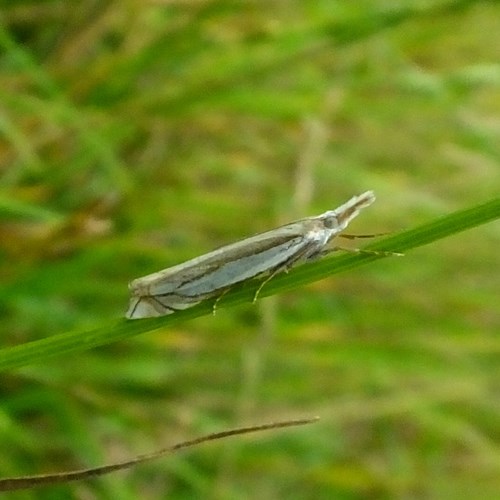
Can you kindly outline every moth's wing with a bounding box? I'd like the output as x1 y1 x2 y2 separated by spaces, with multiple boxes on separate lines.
126 217 327 319
126 195 377 319
126 296 166 319
129 221 309 297
126 292 202 319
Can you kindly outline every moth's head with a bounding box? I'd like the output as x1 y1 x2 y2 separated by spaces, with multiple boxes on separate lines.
324 191 376 230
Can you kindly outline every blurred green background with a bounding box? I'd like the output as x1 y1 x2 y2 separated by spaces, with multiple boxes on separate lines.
1 1 499 498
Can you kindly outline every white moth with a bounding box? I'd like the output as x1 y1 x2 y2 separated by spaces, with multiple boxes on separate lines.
126 191 377 319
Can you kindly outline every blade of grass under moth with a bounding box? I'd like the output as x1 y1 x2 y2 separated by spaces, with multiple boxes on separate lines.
0 196 498 373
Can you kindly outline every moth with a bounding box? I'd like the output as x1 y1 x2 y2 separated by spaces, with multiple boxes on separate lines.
126 190 385 319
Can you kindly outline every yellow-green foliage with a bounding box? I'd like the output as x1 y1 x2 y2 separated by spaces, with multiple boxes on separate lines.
0 1 499 498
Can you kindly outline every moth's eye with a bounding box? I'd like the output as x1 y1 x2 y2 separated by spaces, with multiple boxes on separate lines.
323 215 337 229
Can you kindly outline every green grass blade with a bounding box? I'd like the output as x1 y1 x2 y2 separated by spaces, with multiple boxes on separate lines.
0 196 498 373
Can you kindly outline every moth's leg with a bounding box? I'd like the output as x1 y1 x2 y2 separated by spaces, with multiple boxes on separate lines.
252 269 281 303
212 287 231 315
304 234 391 261
252 240 320 303
339 232 389 240
325 246 404 257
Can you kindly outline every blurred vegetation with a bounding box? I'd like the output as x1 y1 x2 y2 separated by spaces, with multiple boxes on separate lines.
0 1 499 498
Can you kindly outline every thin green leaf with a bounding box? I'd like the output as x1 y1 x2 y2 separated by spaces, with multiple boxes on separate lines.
0 196 498 374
